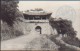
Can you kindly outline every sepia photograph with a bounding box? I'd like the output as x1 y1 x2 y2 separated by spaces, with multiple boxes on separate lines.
1 0 80 51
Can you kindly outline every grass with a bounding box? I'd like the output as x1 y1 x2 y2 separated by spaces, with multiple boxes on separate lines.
49 34 80 51
62 36 80 47
1 21 24 41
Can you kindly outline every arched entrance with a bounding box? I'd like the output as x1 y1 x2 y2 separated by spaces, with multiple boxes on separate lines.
35 26 41 34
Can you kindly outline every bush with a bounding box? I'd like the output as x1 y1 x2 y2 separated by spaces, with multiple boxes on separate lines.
62 36 80 47
49 34 79 51
49 18 76 37
1 0 19 26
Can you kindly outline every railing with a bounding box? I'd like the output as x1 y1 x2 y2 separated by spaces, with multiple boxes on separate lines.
24 20 49 23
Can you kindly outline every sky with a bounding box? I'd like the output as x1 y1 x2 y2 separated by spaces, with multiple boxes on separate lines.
18 1 80 39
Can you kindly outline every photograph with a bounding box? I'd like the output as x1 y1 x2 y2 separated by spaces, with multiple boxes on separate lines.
1 0 80 51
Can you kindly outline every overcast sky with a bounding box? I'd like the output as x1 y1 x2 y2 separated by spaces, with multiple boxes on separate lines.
18 1 80 39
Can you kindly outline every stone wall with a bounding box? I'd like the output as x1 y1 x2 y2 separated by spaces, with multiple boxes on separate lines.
24 22 57 35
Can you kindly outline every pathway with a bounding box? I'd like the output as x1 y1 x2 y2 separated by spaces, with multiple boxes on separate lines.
1 32 40 50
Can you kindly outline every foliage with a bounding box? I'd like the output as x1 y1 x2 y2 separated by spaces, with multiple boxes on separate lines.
1 0 19 26
1 21 24 41
1 0 24 41
62 36 80 47
49 18 76 37
49 34 79 51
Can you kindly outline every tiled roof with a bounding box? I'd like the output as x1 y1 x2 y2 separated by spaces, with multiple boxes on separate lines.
23 9 52 15
24 12 52 15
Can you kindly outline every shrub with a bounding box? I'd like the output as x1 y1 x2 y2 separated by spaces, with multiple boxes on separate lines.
62 36 80 47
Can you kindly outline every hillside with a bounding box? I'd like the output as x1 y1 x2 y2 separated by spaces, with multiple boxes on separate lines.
49 34 80 51
25 34 59 50
1 32 80 51
1 20 24 41
1 33 59 50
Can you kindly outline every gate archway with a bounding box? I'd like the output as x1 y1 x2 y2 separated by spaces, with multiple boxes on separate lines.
35 26 41 34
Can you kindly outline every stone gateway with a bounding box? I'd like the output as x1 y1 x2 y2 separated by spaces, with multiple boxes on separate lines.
23 9 56 35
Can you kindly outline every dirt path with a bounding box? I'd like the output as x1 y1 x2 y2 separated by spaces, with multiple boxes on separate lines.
1 32 40 50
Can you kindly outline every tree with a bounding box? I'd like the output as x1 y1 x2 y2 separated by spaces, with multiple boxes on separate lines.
1 0 19 26
49 18 76 37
